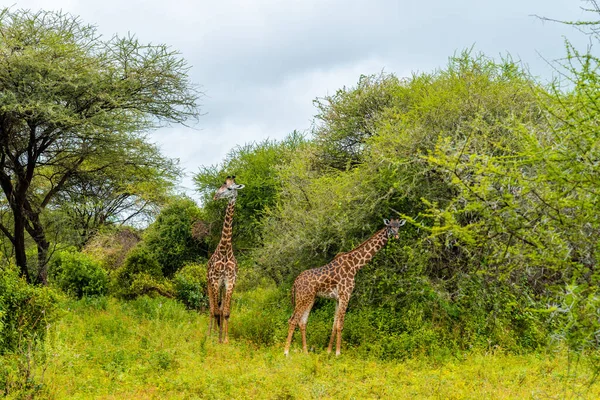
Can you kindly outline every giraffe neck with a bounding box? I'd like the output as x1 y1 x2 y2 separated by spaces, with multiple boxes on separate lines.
218 197 236 250
341 228 388 275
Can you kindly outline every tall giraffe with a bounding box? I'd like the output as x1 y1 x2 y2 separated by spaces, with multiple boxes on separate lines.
284 218 406 356
207 176 244 343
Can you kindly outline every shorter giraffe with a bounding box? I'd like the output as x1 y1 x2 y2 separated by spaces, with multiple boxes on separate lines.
207 176 244 343
284 218 406 356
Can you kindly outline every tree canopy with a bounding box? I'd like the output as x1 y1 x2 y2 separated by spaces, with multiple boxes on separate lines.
0 9 200 283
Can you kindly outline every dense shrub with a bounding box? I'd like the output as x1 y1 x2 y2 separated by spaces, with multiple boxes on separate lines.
173 263 208 310
229 287 289 346
143 198 205 277
111 246 173 299
83 227 141 271
0 264 59 354
116 246 162 280
49 250 109 298
194 132 305 251
122 296 191 322
128 274 175 299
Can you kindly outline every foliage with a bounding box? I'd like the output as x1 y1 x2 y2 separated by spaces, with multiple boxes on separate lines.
229 286 289 346
415 21 600 354
111 246 174 299
312 73 402 169
0 8 199 283
256 51 542 284
550 285 600 354
12 296 600 399
127 274 175 299
0 263 59 355
49 249 109 298
83 227 141 271
52 140 180 247
119 245 163 279
143 197 205 277
173 263 209 310
194 131 305 250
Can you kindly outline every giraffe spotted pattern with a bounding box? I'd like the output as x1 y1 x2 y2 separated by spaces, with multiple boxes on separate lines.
207 176 244 344
284 218 406 356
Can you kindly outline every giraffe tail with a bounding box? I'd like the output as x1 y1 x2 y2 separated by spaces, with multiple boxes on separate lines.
216 283 226 328
290 283 295 307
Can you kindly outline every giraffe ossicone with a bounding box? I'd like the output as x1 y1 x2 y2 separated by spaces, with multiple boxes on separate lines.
284 218 406 356
207 176 244 343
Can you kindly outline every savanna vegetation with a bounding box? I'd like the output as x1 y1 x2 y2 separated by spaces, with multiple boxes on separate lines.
2 2 600 398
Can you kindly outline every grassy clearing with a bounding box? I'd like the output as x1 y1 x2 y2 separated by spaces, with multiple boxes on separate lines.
15 296 600 399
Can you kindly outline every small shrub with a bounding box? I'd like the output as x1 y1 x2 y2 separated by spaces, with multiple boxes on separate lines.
111 246 172 299
84 227 141 271
122 296 190 322
230 287 289 346
0 265 59 396
49 250 108 298
129 273 175 299
0 263 60 354
143 198 205 276
173 263 208 310
550 284 600 353
118 246 163 279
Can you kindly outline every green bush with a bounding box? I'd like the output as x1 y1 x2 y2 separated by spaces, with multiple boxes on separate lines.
143 198 205 277
230 287 289 346
119 246 162 278
83 227 141 271
0 264 60 354
173 263 208 310
550 284 600 353
122 296 192 322
49 250 108 298
128 273 175 299
112 246 173 299
194 132 305 251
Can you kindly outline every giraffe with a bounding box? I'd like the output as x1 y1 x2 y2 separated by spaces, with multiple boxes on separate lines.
284 218 406 356
207 176 244 343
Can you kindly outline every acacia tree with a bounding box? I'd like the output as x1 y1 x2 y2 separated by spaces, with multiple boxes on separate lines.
194 132 305 251
312 73 401 170
0 9 200 283
52 138 180 246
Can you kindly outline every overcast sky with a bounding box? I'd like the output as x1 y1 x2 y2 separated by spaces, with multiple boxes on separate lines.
7 0 593 197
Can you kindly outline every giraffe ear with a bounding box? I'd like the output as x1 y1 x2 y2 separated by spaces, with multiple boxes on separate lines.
399 219 406 226
383 218 390 226
235 184 245 190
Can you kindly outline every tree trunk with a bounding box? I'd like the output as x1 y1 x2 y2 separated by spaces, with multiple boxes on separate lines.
13 213 30 283
36 239 50 285
25 209 50 286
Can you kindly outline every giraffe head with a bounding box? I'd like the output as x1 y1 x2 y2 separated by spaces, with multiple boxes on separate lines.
214 176 245 200
383 218 406 239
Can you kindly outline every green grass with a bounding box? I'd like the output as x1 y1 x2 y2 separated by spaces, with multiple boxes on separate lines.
6 295 600 399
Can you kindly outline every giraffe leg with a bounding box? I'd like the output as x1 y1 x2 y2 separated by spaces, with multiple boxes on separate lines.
207 282 220 337
327 301 339 354
335 300 349 356
218 295 224 343
300 324 308 354
220 279 235 344
298 300 314 354
285 294 314 356
284 317 297 356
